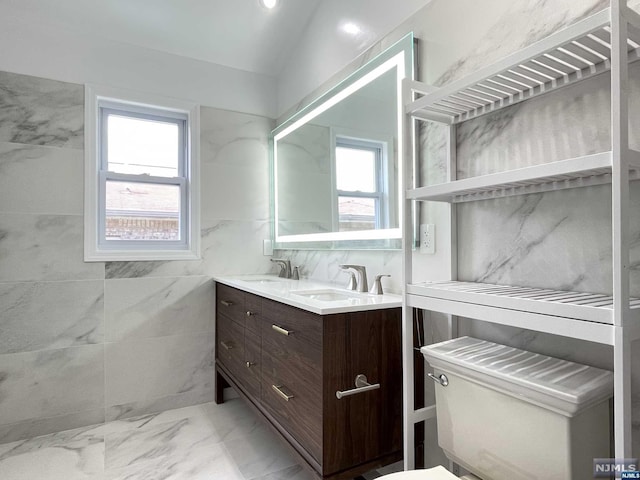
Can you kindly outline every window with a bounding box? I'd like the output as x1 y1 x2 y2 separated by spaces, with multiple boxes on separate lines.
334 136 389 232
85 86 200 261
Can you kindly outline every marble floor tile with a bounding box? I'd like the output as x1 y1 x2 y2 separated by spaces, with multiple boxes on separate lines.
103 442 244 480
197 399 264 443
0 398 388 480
0 424 104 480
104 413 223 470
249 464 317 480
223 426 299 480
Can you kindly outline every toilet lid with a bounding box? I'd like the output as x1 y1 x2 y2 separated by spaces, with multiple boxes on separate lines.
379 466 460 479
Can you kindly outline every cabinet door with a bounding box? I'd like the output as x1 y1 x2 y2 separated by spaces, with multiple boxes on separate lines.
243 329 261 399
322 309 402 475
217 312 245 379
245 294 262 335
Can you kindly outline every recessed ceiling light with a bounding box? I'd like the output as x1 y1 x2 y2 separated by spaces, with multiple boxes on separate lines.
342 22 361 35
260 0 278 9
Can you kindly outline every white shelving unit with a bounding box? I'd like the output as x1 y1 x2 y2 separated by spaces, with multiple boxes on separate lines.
401 0 640 469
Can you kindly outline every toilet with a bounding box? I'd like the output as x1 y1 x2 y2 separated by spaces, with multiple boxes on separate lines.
383 336 614 480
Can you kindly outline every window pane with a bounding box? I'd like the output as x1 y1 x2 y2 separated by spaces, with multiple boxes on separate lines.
336 146 377 192
105 180 180 241
107 114 180 177
338 196 376 232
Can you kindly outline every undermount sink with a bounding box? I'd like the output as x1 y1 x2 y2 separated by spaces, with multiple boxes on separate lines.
291 289 366 302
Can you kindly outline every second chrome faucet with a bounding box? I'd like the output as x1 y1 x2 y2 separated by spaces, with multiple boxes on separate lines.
339 264 368 292
340 265 390 294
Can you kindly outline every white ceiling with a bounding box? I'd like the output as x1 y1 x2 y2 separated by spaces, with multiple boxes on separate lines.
1 0 429 81
0 0 322 76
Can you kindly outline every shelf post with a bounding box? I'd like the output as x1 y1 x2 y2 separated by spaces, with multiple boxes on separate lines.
446 123 459 340
610 0 633 459
402 77 416 470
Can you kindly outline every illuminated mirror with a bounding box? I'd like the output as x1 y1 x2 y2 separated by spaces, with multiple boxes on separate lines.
272 33 414 249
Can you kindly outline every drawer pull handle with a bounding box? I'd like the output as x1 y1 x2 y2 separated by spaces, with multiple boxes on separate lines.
220 300 233 307
220 341 235 350
246 311 255 317
336 374 380 399
272 384 294 401
246 361 255 368
272 324 293 336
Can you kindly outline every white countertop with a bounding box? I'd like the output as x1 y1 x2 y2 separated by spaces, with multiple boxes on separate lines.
213 274 402 315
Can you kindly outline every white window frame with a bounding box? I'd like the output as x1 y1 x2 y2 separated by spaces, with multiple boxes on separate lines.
330 127 395 232
84 85 200 261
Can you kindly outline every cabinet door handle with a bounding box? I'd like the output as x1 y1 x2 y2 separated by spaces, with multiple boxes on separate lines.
272 324 293 336
272 384 294 401
220 300 233 307
246 361 256 368
246 311 255 317
220 341 234 350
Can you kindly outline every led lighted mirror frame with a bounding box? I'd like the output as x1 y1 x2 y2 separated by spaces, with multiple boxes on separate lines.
271 33 414 249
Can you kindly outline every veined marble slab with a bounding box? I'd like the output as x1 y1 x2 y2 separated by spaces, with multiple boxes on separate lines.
0 344 104 427
0 142 83 215
105 276 212 343
104 332 214 409
0 213 105 282
0 280 104 354
0 71 83 149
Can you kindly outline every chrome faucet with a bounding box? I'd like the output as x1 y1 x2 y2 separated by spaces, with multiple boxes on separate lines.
271 258 292 278
339 264 368 293
370 274 390 295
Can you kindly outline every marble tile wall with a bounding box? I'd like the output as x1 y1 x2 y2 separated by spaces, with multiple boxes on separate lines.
0 70 274 444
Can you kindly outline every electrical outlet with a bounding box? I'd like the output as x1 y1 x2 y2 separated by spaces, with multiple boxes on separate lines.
420 223 435 254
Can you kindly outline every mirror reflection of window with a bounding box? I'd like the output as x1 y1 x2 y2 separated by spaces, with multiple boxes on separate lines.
335 137 387 232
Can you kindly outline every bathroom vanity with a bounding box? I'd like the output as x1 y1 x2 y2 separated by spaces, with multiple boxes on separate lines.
214 276 403 480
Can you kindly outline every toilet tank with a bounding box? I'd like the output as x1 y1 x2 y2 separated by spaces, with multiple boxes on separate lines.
421 337 613 480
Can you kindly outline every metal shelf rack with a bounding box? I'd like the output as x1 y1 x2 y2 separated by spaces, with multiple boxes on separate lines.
405 9 640 125
401 0 640 469
406 151 640 203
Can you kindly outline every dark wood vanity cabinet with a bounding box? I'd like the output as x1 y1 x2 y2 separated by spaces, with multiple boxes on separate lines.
215 283 403 480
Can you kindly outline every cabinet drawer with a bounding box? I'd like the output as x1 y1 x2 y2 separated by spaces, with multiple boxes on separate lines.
261 298 322 364
243 329 261 399
217 313 244 376
216 283 246 326
245 294 262 335
261 349 322 462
